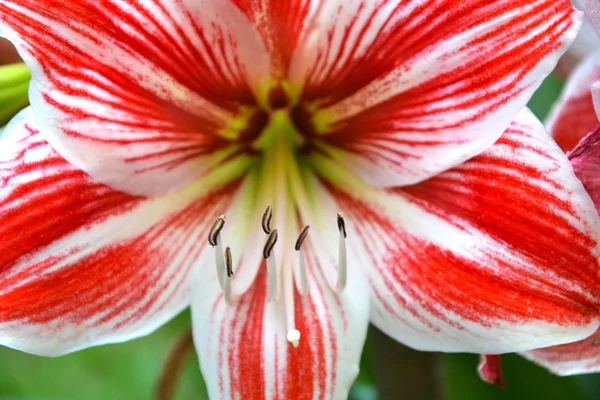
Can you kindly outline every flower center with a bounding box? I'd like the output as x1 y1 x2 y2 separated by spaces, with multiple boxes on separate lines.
206 95 349 348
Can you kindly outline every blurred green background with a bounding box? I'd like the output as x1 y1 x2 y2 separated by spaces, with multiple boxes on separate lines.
0 61 597 400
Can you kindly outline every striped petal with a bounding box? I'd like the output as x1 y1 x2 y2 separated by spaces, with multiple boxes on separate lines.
230 0 315 75
0 108 243 356
192 242 370 400
291 0 580 187
547 52 600 152
0 0 269 196
520 122 600 376
522 328 600 375
321 108 600 353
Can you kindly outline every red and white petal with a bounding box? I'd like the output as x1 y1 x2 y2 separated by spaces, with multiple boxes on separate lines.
521 328 600 375
0 108 241 356
547 52 600 152
0 0 269 196
323 108 600 353
292 0 580 187
230 0 316 76
192 243 370 400
478 355 505 388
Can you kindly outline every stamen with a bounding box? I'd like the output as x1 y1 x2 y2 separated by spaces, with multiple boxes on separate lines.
263 229 278 259
208 215 226 247
224 247 233 305
263 229 278 301
336 213 347 291
209 215 227 293
225 246 233 278
214 233 227 293
287 329 301 348
294 225 310 251
337 213 347 238
295 226 309 295
262 205 273 234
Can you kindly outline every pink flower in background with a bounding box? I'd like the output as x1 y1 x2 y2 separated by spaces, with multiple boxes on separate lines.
1 0 599 397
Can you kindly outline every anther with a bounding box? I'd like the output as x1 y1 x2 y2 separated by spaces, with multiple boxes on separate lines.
262 205 273 234
263 229 278 259
337 213 347 238
208 215 226 246
294 225 310 251
223 246 233 305
225 246 233 278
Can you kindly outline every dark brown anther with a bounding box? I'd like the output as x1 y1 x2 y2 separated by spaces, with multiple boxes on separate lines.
262 205 273 234
268 85 290 109
337 213 347 239
208 215 226 246
225 247 233 277
263 229 278 259
295 225 310 251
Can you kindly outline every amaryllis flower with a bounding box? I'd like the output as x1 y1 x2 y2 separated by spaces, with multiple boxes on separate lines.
1 0 599 397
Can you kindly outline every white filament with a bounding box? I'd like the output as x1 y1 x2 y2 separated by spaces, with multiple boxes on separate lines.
224 274 232 305
266 250 278 302
336 232 347 291
297 249 308 295
215 234 227 292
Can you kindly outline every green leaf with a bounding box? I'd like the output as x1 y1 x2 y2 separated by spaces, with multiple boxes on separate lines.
0 311 208 400
527 73 564 121
444 353 589 400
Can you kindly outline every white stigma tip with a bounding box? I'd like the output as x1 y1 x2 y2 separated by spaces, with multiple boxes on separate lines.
287 329 301 348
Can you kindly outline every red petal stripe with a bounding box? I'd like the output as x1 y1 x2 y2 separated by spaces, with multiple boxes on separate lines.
0 109 240 355
547 53 600 152
0 0 268 195
231 0 312 74
321 109 600 353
